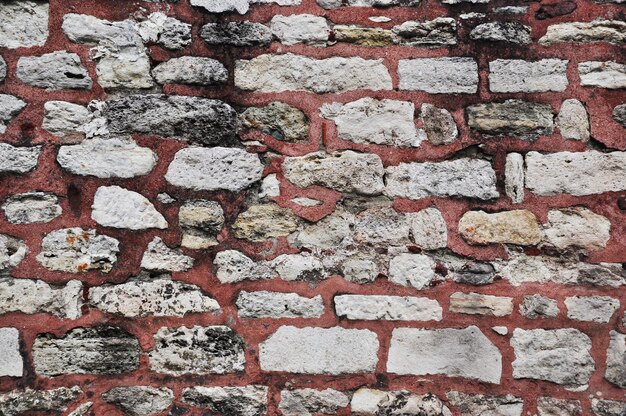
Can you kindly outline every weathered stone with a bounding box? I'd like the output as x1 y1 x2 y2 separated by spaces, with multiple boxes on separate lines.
511 328 595 387
293 209 355 250
537 397 582 416
201 21 272 46
102 95 238 146
166 147 264 192
527 151 626 196
237 291 324 318
214 250 275 283
540 19 626 45
235 53 392 93
579 61 626 89
33 326 141 376
392 18 457 47
321 98 421 147
280 388 349 416
470 22 532 44
43 101 91 142
191 0 250 14
179 199 225 249
466 100 554 139
388 326 502 383
489 59 568 93
421 103 458 145
447 391 523 416
0 1 49 49
0 95 27 134
260 326 379 374
353 206 410 246
270 253 326 282
68 402 93 416
233 203 299 241
0 277 82 319
0 387 82 416
90 275 220 318
319 0 420 8
505 153 524 204
2 192 61 224
102 387 174 416
385 158 499 200
183 386 268 416
334 25 394 47
17 51 92 90
335 295 442 321
342 257 379 283
141 237 194 272
135 13 192 50
351 389 450 416
398 57 478 93
565 296 619 323
62 13 137 45
388 253 436 290
606 336 626 387
408 207 448 250
592 398 626 416
0 235 27 272
58 137 157 178
0 55 5 82
450 261 497 286
613 104 626 128
152 57 228 85
271 14 329 46
0 328 22 377
450 292 514 316
459 210 541 246
543 207 611 252
520 295 559 319
241 101 309 142
283 151 385 195
37 227 120 273
92 186 167 230
557 99 590 141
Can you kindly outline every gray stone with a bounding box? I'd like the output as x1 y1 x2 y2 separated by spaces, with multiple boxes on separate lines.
92 186 167 230
447 391 523 416
520 295 559 319
280 388 349 416
140 237 194 272
466 100 554 139
539 19 626 45
557 99 590 141
354 206 410 246
43 101 91 142
511 328 595 387
321 98 421 147
233 203 299 242
166 147 264 192
259 326 379 374
450 260 497 286
235 53 392 93
102 387 174 416
319 0 420 7
37 227 120 273
613 104 626 128
537 397 582 416
470 22 532 44
0 235 27 272
214 250 275 283
17 51 92 90
0 387 82 416
350 389 450 416
271 14 330 46
392 17 457 47
293 209 355 250
505 153 525 204
421 103 458 145
149 325 246 375
134 12 191 51
0 94 27 134
335 295 442 321
182 386 268 416
270 253 326 282
565 296 619 323
62 13 138 45
489 59 569 93
179 200 224 249
2 192 61 224
398 57 478 93
68 402 94 416
0 147 40 178
283 151 385 195
33 326 141 376
543 207 611 252
592 399 626 416
408 207 448 250
241 102 309 142
0 55 6 82
0 1 49 49
388 253 436 290
201 21 272 46
579 61 626 89
385 158 499 200
57 137 157 178
605 331 626 388
0 328 22 377
191 0 250 14
152 57 228 85
388 326 502 383
449 292 514 316
236 291 324 318
0 278 82 319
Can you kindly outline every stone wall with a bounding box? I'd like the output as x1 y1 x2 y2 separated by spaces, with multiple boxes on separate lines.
0 0 625 415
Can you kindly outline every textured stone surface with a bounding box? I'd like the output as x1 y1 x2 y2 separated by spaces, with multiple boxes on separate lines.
505 153 525 204
388 253 436 290
489 59 568 93
279 388 349 416
0 277 82 319
421 103 458 145
179 199 224 249
102 387 174 416
92 186 167 230
579 61 626 89
0 95 27 134
565 296 619 323
470 22 532 44
459 210 541 245
140 237 194 272
17 51 92 90
0 144 40 174
0 1 49 48
241 101 309 142
214 250 275 283
0 328 22 377
592 399 626 416
0 387 82 416
271 14 330 46
152 56 228 85
351 389 450 415
398 57 478 93
520 295 560 319
447 391 523 416
557 99 590 141
182 386 268 416
43 101 91 141
408 207 448 250
0 55 5 82
233 203 299 241
201 21 272 46
540 20 626 45
543 207 611 252
335 295 442 321
392 17 457 47
537 397 582 416
605 331 626 388
260 326 379 374
0 235 27 272
237 291 324 318
449 292 514 316
2 192 61 224
467 100 554 139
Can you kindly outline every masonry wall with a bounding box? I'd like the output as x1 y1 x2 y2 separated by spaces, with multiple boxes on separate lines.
0 0 625 415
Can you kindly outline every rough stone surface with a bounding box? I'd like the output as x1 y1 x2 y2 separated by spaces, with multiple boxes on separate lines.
579 61 626 89
449 292 514 316
459 210 542 246
2 192 62 224
201 21 272 46
271 14 330 46
0 55 5 82
43 101 91 141
351 389 450 415
539 20 626 45
236 290 324 318
421 103 458 145
140 237 194 272
447 391 523 416
241 101 309 142
279 388 349 416
565 296 619 323
182 386 268 416
388 253 436 290
537 397 582 416
520 295 560 319
543 207 611 252
408 207 448 250
214 250 275 283
179 199 225 249
152 56 228 85
0 1 49 48
335 295 442 321
605 331 626 388
17 52 92 90
102 387 174 416
557 99 590 141
489 59 569 93
398 57 478 93
592 399 626 416
0 235 27 272
470 22 532 44
0 95 27 134
0 387 82 416
92 186 167 230
0 328 22 377
392 17 457 47
467 100 554 139
0 277 82 319
505 153 525 204
233 203 299 241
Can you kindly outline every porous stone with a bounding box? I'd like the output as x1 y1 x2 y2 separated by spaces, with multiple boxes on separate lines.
505 153 525 204
450 261 497 286
392 17 457 47
140 237 194 272
149 325 246 375
102 387 174 416
270 253 326 282
32 326 141 376
335 295 442 321
606 331 626 388
233 203 299 241
388 253 436 290
0 278 82 319
321 98 421 147
592 398 626 416
511 328 595 387
0 95 27 134
537 397 582 416
525 151 626 196
0 387 82 416
579 61 626 89
237 291 324 318
539 19 626 45
293 209 355 250
387 326 502 383
447 391 523 416
543 207 611 252
408 207 448 250
235 53 392 93
0 1 49 48
470 22 532 44
136 13 192 50
0 235 27 272
201 21 273 46
613 104 626 127
152 57 228 85
420 103 458 145
459 210 541 246
489 59 569 93
179 199 225 249
283 151 385 195
166 147 264 192
279 388 349 416
57 137 157 178
398 57 478 93
43 101 91 142
191 0 250 14
466 100 554 139
37 227 120 273
0 328 22 377
565 296 619 323
351 389 450 415
385 158 499 200
92 186 167 230
449 292 514 316
333 25 394 47
214 250 275 283
241 101 309 142
0 55 5 81
259 326 379 374
2 192 61 224
520 295 559 319
68 402 93 416
17 51 92 90
342 257 379 283
556 99 590 141
182 386 268 416
353 206 410 246
271 14 330 46
89 275 220 318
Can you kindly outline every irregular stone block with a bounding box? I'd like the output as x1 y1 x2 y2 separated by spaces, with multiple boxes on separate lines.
505 153 525 204
271 14 329 46
0 235 27 272
102 387 174 416
565 296 619 323
613 104 626 128
536 1 577 19
280 388 349 416
179 200 224 249
202 21 272 47
466 100 554 139
391 17 457 47
489 59 569 93
447 391 523 416
270 253 326 282
398 57 478 93
191 0 250 14
470 22 532 44
319 0 420 8
459 209 541 246
236 291 324 318
592 398 626 416
334 25 393 47
92 186 167 230
520 295 559 319
0 278 82 319
182 386 268 416
351 389 450 415
140 237 194 272
0 328 22 377
579 61 626 89
0 387 82 416
335 295 442 321
17 51 92 90
0 55 5 82
537 397 582 416
557 99 590 141
214 250 275 283
388 253 436 290
408 207 448 250
232 203 299 241
2 192 61 224
420 103 458 145
353 206 410 246
0 1 49 48
241 101 309 142
152 56 228 85
43 101 91 142
449 292 514 316
539 19 626 45
0 145 40 175
294 209 355 250
543 207 611 252
0 94 27 134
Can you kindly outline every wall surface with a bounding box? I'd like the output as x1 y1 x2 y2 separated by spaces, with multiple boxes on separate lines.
0 0 625 414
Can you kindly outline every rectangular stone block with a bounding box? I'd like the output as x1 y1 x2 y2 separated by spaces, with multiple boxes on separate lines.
579 61 626 89
398 57 478 93
334 295 442 321
489 59 568 92
0 328 22 377
466 100 554 139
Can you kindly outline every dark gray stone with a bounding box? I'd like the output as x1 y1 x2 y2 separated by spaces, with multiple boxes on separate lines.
470 22 532 45
613 104 626 128
467 100 554 139
201 22 272 46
